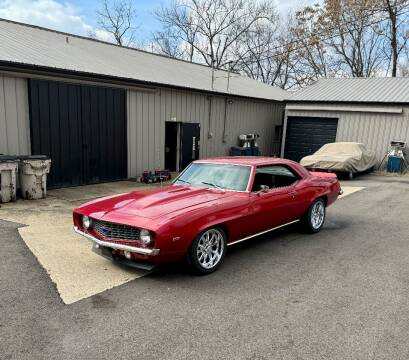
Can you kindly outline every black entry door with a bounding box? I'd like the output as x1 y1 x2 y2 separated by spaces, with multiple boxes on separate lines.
284 116 338 162
29 79 127 188
165 122 178 171
180 123 200 170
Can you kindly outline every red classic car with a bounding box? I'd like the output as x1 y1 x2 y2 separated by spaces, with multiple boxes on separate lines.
73 157 341 274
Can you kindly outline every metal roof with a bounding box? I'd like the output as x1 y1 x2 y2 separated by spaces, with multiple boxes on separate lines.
289 77 409 104
0 18 287 102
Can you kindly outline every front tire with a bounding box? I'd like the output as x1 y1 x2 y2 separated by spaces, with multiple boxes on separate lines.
302 198 326 233
186 227 227 275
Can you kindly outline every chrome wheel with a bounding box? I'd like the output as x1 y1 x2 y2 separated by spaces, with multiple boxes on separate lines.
311 201 325 230
196 228 224 269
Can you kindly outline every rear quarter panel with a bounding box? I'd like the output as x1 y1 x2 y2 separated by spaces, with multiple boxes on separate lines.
308 173 340 207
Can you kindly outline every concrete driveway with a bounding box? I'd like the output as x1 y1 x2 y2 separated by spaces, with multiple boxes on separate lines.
0 179 362 305
0 181 166 304
1 175 409 360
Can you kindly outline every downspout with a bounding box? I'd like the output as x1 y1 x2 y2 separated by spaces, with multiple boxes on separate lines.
222 97 228 143
207 96 213 139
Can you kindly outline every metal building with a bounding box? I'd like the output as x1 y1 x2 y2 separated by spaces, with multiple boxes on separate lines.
0 19 286 188
282 78 409 164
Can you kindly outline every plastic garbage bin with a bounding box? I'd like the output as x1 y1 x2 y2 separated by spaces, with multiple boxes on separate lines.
18 156 51 200
230 146 245 156
387 155 403 173
0 155 18 203
250 146 260 156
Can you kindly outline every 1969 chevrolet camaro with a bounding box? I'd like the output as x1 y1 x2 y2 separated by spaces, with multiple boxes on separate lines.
73 157 341 274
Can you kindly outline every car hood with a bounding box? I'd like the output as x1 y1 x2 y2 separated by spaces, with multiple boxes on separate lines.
76 185 233 221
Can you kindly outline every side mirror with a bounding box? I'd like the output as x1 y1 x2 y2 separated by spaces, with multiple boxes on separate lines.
258 185 270 194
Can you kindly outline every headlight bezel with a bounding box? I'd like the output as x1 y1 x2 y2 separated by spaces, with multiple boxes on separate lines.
82 215 91 229
139 228 153 246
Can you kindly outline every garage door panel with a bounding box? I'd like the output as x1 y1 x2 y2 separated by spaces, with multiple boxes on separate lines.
69 84 83 187
38 81 51 156
48 82 61 186
284 116 338 162
58 83 75 187
29 79 127 188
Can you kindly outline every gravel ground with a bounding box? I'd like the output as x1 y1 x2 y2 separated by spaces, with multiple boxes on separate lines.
1 175 409 360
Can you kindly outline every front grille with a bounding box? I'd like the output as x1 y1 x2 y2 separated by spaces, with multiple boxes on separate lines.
92 219 140 241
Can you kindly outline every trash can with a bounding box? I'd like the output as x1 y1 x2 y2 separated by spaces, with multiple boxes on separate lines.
230 146 245 156
250 146 260 156
0 155 18 203
231 146 252 156
387 155 403 173
18 155 51 200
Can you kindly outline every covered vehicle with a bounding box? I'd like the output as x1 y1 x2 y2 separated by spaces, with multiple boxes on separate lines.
300 142 376 178
73 157 341 275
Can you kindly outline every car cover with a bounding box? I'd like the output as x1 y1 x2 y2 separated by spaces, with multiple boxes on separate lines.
300 142 377 173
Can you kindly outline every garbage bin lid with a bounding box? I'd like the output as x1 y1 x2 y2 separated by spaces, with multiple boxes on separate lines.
18 155 50 160
0 155 19 161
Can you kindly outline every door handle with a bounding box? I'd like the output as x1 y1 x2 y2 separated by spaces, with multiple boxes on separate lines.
192 136 196 159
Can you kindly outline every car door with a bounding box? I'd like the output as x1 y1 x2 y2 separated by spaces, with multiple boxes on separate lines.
289 177 312 219
249 165 304 233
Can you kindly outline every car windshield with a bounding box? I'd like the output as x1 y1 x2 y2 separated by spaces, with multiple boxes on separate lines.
174 163 251 191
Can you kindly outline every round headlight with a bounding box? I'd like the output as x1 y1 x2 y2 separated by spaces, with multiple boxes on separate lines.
140 229 152 245
82 215 91 229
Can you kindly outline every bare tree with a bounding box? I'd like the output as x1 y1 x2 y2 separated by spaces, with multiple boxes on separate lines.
97 0 138 46
153 2 198 61
151 29 187 59
150 0 409 89
377 0 409 76
232 17 299 89
153 0 275 68
315 0 387 77
291 5 334 83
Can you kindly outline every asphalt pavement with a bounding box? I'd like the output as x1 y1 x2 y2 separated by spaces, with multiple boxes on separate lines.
1 175 409 360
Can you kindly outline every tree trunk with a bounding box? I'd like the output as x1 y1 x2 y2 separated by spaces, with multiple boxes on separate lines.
386 0 398 77
391 13 398 77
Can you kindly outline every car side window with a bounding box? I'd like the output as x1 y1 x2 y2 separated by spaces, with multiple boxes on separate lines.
251 165 300 192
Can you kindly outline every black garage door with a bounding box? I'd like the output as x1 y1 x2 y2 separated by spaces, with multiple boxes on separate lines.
284 116 338 162
29 79 127 188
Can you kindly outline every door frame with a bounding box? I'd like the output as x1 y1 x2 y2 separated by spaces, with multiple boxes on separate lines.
165 121 181 172
165 121 200 172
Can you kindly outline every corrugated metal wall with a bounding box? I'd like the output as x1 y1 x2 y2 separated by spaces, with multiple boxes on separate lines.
0 74 30 155
284 104 409 164
128 87 284 177
0 72 284 178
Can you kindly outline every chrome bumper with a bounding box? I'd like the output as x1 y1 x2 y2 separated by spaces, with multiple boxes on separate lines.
73 226 160 256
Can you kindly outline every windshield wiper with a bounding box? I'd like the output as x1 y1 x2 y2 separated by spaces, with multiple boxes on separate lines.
176 178 191 185
201 181 224 191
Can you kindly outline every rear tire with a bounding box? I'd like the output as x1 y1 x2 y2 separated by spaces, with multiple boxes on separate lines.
302 198 326 233
186 227 227 275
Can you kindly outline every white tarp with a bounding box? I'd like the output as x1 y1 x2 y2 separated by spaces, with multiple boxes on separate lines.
300 142 377 173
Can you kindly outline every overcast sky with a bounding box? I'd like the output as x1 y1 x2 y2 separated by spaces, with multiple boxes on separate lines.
0 0 317 42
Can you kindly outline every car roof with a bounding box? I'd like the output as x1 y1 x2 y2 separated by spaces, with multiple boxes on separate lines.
194 156 289 166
